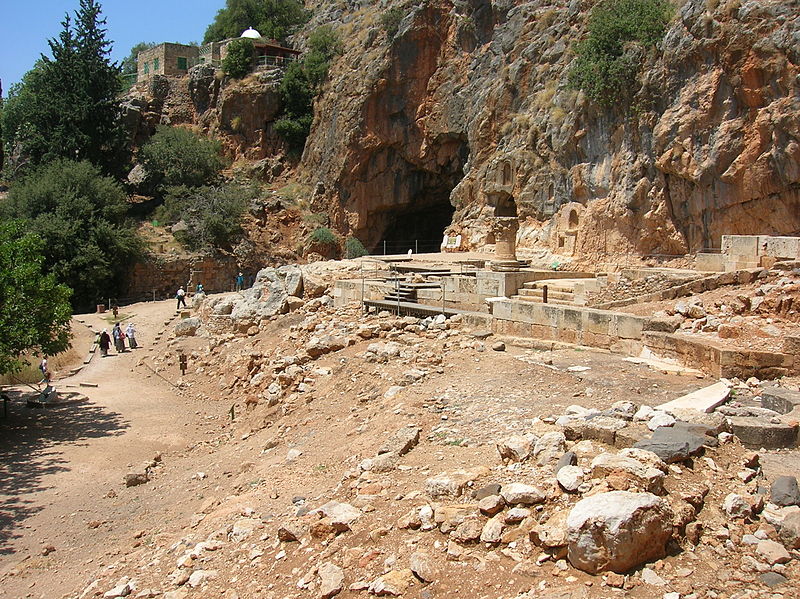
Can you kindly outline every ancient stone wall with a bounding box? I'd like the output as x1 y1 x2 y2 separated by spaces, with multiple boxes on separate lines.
124 255 241 301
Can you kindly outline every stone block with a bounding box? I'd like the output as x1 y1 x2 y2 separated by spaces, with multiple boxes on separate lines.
722 235 760 258
696 253 725 272
614 314 645 340
585 311 612 335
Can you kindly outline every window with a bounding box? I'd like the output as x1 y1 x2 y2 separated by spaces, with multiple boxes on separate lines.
143 62 149 74
177 56 188 70
153 58 160 71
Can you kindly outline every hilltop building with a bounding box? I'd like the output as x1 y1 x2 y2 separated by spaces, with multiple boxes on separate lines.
136 28 301 83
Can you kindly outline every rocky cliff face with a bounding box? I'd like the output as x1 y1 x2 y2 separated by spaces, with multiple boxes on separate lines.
122 64 286 166
299 0 800 260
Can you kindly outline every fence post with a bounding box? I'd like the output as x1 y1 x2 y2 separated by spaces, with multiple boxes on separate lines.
383 240 387 255
415 240 418 254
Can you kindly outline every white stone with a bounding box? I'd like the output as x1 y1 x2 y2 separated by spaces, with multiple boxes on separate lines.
501 483 546 505
556 465 585 492
722 493 752 519
647 412 676 431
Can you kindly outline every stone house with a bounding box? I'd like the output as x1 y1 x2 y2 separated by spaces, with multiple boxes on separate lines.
137 43 199 82
137 28 300 83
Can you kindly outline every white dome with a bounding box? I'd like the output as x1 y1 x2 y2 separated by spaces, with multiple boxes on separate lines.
240 27 261 39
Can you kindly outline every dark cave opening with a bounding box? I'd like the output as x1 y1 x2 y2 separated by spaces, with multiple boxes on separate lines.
372 138 468 255
377 198 456 254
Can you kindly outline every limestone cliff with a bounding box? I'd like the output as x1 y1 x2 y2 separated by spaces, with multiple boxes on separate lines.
299 0 800 261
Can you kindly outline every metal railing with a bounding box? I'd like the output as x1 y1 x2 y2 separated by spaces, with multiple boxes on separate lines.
371 239 444 255
254 55 297 69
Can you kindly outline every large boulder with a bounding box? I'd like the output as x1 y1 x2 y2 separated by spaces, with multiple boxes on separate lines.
174 317 201 337
567 491 673 574
229 266 305 323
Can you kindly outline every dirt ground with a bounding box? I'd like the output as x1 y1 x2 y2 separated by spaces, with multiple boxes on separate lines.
0 291 798 599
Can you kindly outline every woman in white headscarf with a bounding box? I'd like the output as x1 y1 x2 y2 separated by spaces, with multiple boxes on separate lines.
126 323 138 349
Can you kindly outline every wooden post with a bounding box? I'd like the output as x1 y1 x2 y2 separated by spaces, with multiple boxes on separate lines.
542 284 548 304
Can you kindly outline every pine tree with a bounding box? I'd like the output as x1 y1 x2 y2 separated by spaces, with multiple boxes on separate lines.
1 1 126 176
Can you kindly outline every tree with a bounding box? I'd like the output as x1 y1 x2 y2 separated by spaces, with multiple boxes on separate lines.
0 0 127 176
121 41 156 75
222 38 254 78
1 160 142 310
274 26 341 154
140 126 225 192
204 0 310 44
155 183 251 250
0 222 73 376
568 0 673 106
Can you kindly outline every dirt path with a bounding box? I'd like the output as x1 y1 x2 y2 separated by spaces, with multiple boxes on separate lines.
0 299 206 598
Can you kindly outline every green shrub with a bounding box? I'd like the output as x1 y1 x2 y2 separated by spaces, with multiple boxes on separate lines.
568 0 672 106
157 183 251 250
308 226 338 246
222 38 255 79
380 7 405 38
345 236 368 258
140 126 224 192
275 26 341 153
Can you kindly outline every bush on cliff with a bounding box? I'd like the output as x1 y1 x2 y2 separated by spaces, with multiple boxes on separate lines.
222 38 255 79
345 236 368 259
155 183 250 251
140 126 225 193
380 7 405 38
568 0 672 106
275 26 341 154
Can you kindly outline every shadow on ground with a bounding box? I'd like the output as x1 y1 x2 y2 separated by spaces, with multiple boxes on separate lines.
0 389 128 555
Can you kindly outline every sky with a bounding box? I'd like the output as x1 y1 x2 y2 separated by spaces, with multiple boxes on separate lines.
0 0 225 95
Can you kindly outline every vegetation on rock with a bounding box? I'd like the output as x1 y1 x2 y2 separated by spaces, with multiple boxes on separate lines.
155 183 251 251
0 223 73 376
1 0 127 177
1 160 141 310
203 0 310 44
380 6 406 39
140 126 225 193
275 26 342 154
308 226 338 247
222 38 255 79
345 236 368 259
568 0 673 106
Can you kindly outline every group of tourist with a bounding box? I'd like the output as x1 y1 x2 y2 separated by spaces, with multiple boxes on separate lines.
97 322 138 357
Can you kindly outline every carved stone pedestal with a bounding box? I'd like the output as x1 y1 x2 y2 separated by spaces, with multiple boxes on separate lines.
490 216 525 272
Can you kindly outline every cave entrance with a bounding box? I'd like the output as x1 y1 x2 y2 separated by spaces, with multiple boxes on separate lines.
377 198 455 254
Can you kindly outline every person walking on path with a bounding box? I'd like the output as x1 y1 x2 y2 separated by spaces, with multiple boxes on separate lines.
99 329 111 357
176 286 187 310
112 323 125 353
235 272 244 292
39 357 50 382
126 323 138 349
